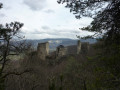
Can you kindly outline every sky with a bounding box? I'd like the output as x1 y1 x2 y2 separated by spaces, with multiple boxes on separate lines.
0 0 94 39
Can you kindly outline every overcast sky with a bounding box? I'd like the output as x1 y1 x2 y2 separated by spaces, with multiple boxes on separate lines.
0 0 93 39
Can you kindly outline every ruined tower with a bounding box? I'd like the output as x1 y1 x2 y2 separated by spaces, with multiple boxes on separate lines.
56 45 67 58
37 42 49 60
77 40 81 54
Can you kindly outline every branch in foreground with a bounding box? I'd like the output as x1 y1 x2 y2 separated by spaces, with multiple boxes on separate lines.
1 69 33 79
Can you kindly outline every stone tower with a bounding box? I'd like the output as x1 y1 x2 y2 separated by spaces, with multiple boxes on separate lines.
56 45 67 58
77 40 81 54
37 42 49 60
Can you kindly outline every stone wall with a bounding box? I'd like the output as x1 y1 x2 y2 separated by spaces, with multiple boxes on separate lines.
77 40 81 54
36 40 89 60
66 40 81 55
37 42 49 60
56 45 67 58
66 45 77 55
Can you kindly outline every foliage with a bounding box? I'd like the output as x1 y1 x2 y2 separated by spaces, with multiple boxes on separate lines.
0 3 2 9
49 76 56 90
82 1 120 48
57 0 109 19
0 74 4 90
48 74 64 90
0 22 24 90
0 22 24 72
91 54 120 89
0 3 26 89
58 1 120 89
58 0 120 48
63 56 87 90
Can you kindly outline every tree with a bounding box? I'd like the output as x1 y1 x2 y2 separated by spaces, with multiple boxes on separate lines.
0 22 24 74
57 0 120 48
58 0 120 89
0 3 2 9
57 0 109 18
0 4 33 89
0 3 27 75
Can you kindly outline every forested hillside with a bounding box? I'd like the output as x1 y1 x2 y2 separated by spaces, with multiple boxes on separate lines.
0 0 120 90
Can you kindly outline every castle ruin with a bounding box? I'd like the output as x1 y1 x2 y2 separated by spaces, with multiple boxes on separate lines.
66 40 81 55
56 45 67 58
37 42 49 60
36 40 89 60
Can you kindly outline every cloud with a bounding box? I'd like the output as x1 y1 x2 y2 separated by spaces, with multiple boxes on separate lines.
25 26 94 39
32 29 43 34
23 0 46 11
23 28 94 39
41 26 50 30
4 6 12 10
0 13 5 17
44 9 55 13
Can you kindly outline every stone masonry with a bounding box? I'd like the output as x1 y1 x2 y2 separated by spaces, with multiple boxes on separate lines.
56 45 67 58
37 40 89 60
37 42 49 60
77 40 81 54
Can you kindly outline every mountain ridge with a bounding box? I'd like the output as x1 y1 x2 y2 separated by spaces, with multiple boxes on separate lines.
23 38 97 51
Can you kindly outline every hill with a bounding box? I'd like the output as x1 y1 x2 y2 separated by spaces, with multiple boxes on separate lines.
23 38 97 51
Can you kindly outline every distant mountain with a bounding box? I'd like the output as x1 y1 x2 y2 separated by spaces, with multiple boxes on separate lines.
23 38 97 51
